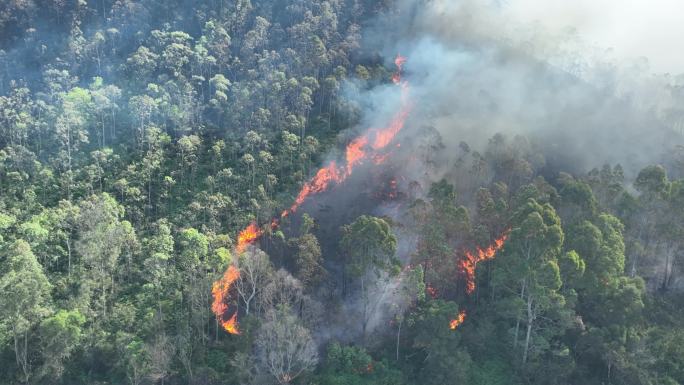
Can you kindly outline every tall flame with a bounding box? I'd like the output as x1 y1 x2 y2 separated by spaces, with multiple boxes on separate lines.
450 231 509 330
211 265 241 335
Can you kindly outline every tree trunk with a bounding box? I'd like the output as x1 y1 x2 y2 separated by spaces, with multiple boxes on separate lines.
67 237 72 278
361 277 367 344
522 294 534 365
513 279 526 348
662 253 671 291
396 318 403 361
14 327 29 384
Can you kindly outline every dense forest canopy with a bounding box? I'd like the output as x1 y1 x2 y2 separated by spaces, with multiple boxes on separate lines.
1 0 684 384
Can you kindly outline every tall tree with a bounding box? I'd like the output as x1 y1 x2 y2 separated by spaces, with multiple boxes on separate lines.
255 307 318 384
341 215 399 341
76 193 136 318
0 240 52 384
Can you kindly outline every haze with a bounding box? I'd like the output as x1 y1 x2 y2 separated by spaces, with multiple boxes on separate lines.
503 0 684 74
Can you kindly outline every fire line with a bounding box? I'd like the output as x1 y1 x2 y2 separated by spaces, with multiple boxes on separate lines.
212 55 411 335
449 231 509 330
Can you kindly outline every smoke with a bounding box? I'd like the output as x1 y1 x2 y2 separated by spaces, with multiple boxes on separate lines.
227 0 684 346
299 0 684 343
358 0 684 179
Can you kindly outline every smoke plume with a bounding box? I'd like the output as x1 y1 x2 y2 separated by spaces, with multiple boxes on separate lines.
358 0 684 180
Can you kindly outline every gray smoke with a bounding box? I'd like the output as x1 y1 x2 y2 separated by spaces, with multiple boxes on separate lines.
305 0 684 345
357 0 684 180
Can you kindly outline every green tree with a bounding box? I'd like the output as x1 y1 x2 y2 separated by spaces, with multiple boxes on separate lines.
492 198 570 366
316 342 404 385
292 214 327 290
38 309 85 380
341 215 399 341
76 193 136 318
0 240 52 384
408 299 472 385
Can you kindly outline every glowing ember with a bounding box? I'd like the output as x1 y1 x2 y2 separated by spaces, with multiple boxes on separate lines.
449 309 467 330
372 152 390 165
426 284 438 299
211 265 241 335
236 222 262 254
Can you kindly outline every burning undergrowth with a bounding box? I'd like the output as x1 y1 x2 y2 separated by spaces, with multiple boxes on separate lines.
211 55 419 340
210 49 511 347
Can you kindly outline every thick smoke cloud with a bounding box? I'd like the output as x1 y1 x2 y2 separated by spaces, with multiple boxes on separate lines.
307 0 684 341
360 0 684 179
295 0 684 344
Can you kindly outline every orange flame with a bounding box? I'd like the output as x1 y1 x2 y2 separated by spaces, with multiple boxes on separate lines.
392 55 407 84
289 161 342 213
211 265 241 334
236 222 262 254
449 309 467 330
346 136 368 175
284 55 410 215
371 108 411 150
459 232 509 294
233 54 411 252
450 231 509 330
213 55 411 335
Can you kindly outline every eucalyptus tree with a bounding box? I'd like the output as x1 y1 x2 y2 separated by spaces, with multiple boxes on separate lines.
0 240 52 384
341 215 399 342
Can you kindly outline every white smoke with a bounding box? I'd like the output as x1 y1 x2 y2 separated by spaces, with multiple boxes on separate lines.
358 0 684 178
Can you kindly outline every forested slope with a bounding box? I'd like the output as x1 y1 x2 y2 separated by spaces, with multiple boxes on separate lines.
1 1 684 385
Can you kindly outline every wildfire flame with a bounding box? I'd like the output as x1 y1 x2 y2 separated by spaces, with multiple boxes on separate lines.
283 55 410 216
237 54 411 251
211 265 241 335
449 309 467 330
459 232 509 294
236 222 262 254
450 231 510 330
212 54 411 336
391 55 407 85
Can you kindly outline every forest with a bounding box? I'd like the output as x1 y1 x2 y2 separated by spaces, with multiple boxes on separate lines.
1 0 684 384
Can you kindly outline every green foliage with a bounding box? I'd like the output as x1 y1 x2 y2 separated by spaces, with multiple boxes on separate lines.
0 0 681 383
317 343 405 385
408 300 472 385
39 309 85 379
0 240 52 383
341 215 399 278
